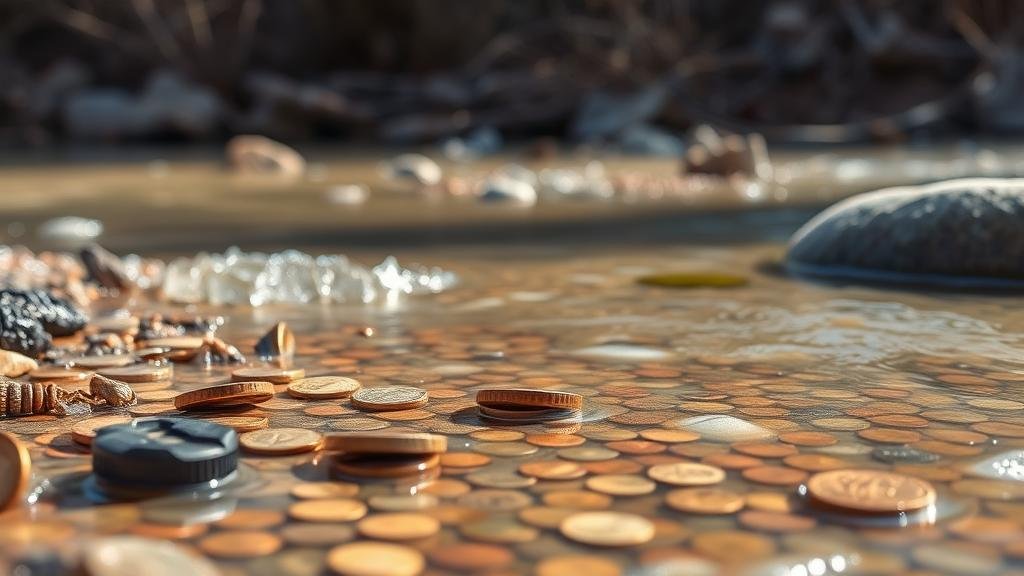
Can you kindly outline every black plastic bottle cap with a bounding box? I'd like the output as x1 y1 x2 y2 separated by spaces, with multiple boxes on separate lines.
92 417 238 487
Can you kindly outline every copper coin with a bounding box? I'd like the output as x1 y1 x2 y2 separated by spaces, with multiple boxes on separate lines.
287 376 361 399
173 381 274 410
325 432 447 455
290 481 360 499
738 510 816 533
691 530 776 562
647 462 725 486
351 386 428 411
525 433 586 447
742 466 808 486
476 388 583 410
778 431 837 447
28 366 91 383
782 453 847 472
231 366 306 384
70 415 132 446
518 460 587 480
239 427 323 455
536 555 622 576
356 512 441 540
288 498 367 522
585 474 657 496
215 509 286 529
97 363 172 383
440 452 491 468
195 414 269 432
333 453 441 478
459 516 539 544
139 336 205 350
807 469 936 513
732 442 797 458
327 542 425 576
69 354 135 369
427 543 514 572
665 487 745 514
0 431 31 511
198 530 283 558
560 511 655 547
857 428 922 444
543 490 612 510
638 428 700 443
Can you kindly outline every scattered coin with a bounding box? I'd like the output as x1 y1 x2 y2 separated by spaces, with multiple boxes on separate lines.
288 498 367 522
665 487 745 514
97 363 172 383
647 462 725 486
324 431 447 455
173 381 275 410
287 376 361 399
198 530 283 558
70 415 132 446
357 512 441 540
560 511 655 547
231 366 306 384
351 386 429 411
536 555 623 576
28 366 92 383
69 354 135 369
806 469 937 514
0 431 30 511
476 388 583 411
327 541 425 576
333 453 441 478
84 536 220 576
239 427 323 455
585 474 657 496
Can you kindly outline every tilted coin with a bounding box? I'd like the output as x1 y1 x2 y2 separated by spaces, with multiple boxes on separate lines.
324 431 447 455
173 381 275 410
351 386 428 411
806 469 936 514
647 462 725 486
559 511 655 547
0 431 31 511
231 366 306 384
287 376 361 399
327 542 425 576
84 536 220 576
476 388 583 411
239 427 323 455
666 487 746 514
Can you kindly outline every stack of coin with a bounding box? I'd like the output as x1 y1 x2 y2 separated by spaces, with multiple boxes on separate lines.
475 388 583 424
325 432 447 479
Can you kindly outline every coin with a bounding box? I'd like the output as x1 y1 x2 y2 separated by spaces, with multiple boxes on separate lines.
70 354 135 369
327 542 425 576
97 363 172 383
647 462 725 486
0 431 31 511
441 452 491 468
585 474 657 496
195 414 269 432
476 388 583 410
806 469 936 513
291 481 360 499
742 466 808 486
198 530 283 558
70 415 132 446
231 366 306 384
84 536 220 576
427 543 515 572
560 511 655 547
691 530 776 562
239 427 323 455
665 487 745 514
287 376 361 399
518 460 587 480
357 512 441 540
324 431 447 455
536 555 622 576
333 453 441 478
351 386 429 411
173 381 275 410
288 498 367 522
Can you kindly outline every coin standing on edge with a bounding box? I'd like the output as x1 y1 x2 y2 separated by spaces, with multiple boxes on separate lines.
173 381 275 410
806 469 937 514
350 386 429 412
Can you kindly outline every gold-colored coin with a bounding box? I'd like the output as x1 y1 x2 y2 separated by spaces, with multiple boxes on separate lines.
585 474 657 496
806 469 936 513
70 415 132 446
287 376 361 399
646 462 725 486
290 481 359 499
351 386 428 411
97 363 172 383
324 432 447 455
356 513 441 541
0 431 31 511
173 381 275 410
476 388 583 410
231 366 306 384
560 511 655 547
239 427 323 455
28 366 91 383
198 530 283 559
536 555 622 576
288 498 367 522
139 336 205 350
440 452 491 468
665 488 745 514
327 542 424 576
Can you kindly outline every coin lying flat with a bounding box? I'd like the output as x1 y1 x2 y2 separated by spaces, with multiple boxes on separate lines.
239 427 323 455
333 453 441 479
351 386 428 411
357 513 441 540
173 381 275 410
324 432 447 455
0 431 31 511
84 536 221 576
560 511 655 547
327 542 425 576
69 354 135 369
71 415 132 446
28 366 92 383
231 366 306 384
647 462 726 486
287 376 361 399
806 469 937 514
666 487 745 514
98 363 173 383
476 388 583 411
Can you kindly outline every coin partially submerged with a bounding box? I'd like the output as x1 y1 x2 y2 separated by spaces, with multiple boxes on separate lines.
287 376 361 399
476 388 583 411
173 381 275 410
240 427 323 455
0 431 30 511
351 386 428 411
324 431 447 455
806 469 937 514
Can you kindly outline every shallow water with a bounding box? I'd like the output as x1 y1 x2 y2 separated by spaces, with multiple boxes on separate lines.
1 147 1024 575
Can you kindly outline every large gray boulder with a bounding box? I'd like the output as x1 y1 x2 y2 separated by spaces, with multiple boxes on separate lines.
786 178 1024 288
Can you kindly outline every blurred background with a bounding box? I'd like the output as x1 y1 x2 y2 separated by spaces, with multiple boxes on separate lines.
1 0 1022 148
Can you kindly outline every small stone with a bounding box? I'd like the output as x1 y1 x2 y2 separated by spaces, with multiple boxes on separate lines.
226 135 305 177
479 175 537 206
675 415 776 443
80 244 133 293
385 154 442 187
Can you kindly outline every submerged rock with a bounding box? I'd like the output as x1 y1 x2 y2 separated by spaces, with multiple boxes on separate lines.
786 178 1024 288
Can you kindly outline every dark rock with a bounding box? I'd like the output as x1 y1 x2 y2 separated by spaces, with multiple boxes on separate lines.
0 288 87 337
571 85 667 142
80 244 133 293
786 178 1024 288
0 292 53 356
